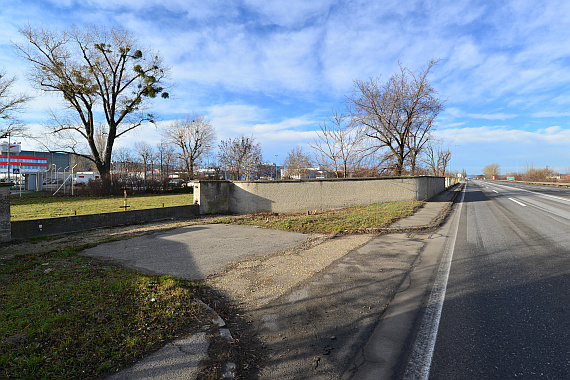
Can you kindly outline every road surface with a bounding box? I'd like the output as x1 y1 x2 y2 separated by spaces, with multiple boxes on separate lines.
404 180 569 379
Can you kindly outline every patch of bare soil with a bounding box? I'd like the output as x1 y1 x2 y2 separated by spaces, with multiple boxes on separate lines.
201 233 375 378
204 234 374 310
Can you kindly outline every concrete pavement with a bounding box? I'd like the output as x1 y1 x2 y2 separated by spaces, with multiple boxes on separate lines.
252 185 462 379
81 224 309 280
82 225 311 380
91 184 461 379
343 187 461 379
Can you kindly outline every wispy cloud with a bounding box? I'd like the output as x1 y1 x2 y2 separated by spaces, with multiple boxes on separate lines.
445 107 517 121
2 0 570 171
436 125 570 145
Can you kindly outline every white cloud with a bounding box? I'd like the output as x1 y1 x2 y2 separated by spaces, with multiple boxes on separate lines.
447 38 484 70
436 125 570 145
251 116 316 135
537 126 562 135
531 111 570 118
445 108 517 121
44 0 237 19
200 103 322 158
207 104 266 134
243 0 335 27
206 103 319 141
2 0 570 170
468 113 517 120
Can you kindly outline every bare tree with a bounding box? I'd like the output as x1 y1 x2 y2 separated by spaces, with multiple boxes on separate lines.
483 163 501 179
70 153 95 172
348 60 445 175
407 120 435 175
161 114 216 179
0 69 31 135
351 148 394 177
218 135 262 180
422 137 451 176
156 139 176 188
521 165 557 182
134 141 155 189
15 24 169 180
112 146 133 181
310 110 369 178
282 146 313 179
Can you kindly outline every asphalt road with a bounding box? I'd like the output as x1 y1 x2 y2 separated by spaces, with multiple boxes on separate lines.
404 180 570 379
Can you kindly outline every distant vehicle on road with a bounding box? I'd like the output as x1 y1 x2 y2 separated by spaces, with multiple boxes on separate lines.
74 172 100 185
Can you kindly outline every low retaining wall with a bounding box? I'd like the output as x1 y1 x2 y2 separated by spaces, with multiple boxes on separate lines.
1 183 11 242
195 176 449 215
11 204 200 240
3 176 460 241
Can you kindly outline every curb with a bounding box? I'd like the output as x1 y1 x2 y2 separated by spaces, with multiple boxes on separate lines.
193 299 237 379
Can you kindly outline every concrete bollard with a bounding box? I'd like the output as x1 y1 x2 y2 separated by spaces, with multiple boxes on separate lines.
0 182 11 243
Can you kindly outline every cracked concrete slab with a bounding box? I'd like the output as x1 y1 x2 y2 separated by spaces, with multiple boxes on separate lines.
81 224 308 280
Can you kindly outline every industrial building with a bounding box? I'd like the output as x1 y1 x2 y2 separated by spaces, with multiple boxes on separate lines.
0 142 70 190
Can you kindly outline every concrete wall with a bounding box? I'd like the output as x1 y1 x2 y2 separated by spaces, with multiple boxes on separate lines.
446 177 462 188
11 204 199 240
5 176 456 241
195 176 447 215
0 183 11 242
193 180 231 214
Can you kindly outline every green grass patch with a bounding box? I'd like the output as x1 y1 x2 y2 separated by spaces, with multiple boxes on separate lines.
216 200 425 234
10 193 195 221
0 250 208 379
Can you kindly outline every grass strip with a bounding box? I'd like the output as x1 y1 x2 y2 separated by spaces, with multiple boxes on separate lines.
10 193 195 221
2 198 425 378
214 200 425 234
0 248 209 379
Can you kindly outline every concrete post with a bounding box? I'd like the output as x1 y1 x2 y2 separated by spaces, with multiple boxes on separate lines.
193 180 231 214
0 182 11 242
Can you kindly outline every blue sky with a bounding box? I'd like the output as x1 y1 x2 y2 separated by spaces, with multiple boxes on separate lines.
1 0 569 175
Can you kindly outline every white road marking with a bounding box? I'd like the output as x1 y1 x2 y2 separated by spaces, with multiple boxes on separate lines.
490 183 570 204
508 198 526 207
403 185 465 380
492 190 499 193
